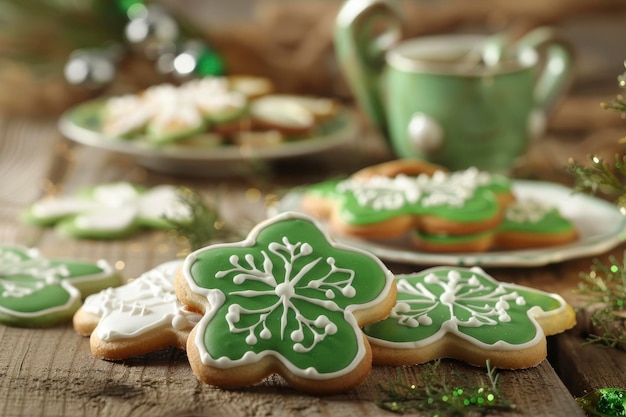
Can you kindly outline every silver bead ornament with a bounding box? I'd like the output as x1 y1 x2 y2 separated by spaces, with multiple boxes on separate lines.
125 4 179 59
64 46 121 88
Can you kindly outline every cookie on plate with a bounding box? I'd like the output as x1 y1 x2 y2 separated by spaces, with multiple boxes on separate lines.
363 266 576 369
175 211 396 394
411 199 578 253
0 245 120 327
249 94 341 137
302 166 513 240
22 182 192 239
74 260 201 360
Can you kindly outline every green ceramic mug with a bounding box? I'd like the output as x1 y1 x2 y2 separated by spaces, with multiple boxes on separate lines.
335 0 573 173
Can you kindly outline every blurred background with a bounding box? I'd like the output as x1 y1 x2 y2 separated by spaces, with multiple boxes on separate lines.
2 0 625 115
2 0 626 179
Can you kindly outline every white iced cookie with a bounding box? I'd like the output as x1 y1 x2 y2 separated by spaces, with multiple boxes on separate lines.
73 260 201 360
249 95 317 136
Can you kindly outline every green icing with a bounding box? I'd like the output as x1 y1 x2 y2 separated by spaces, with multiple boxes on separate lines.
305 169 511 226
499 206 574 234
363 266 566 349
185 212 393 377
0 245 118 326
413 200 575 244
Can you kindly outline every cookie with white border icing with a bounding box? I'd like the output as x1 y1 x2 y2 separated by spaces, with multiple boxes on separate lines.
175 211 396 394
0 245 120 327
74 260 201 360
363 266 576 369
302 166 513 240
22 182 192 239
411 199 578 253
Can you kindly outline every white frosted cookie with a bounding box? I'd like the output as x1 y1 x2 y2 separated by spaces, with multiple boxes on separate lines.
74 260 201 360
363 266 576 369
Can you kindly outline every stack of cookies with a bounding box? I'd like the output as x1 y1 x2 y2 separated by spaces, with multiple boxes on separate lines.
99 75 341 148
301 159 578 253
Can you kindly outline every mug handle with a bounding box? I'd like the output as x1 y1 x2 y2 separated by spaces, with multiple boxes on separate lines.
517 27 574 115
334 0 402 131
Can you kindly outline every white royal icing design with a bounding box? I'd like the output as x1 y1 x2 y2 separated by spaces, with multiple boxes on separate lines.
0 247 69 298
337 167 494 211
82 260 201 341
505 199 552 223
0 246 114 318
391 269 525 330
102 77 248 138
216 237 355 353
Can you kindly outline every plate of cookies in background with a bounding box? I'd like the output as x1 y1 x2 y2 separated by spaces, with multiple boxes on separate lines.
272 159 626 267
58 76 357 176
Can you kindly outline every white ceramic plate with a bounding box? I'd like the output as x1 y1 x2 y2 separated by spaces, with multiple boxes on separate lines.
273 180 626 267
58 99 358 176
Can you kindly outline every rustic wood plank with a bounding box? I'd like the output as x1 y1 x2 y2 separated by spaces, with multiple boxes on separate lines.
553 330 626 399
0 323 585 417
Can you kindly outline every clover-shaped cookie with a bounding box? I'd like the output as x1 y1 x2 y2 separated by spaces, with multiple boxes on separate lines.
302 167 513 240
175 212 396 394
23 182 191 239
74 260 202 360
412 199 578 252
363 266 576 369
0 245 120 327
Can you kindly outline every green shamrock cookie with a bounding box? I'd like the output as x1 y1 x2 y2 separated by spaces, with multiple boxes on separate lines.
363 266 576 369
22 182 192 239
175 211 396 394
0 245 121 327
303 167 512 239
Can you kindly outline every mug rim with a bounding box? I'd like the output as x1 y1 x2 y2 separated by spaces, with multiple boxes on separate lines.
387 34 538 76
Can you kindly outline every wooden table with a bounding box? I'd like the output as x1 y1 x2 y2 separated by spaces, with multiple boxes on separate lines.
1 109 625 417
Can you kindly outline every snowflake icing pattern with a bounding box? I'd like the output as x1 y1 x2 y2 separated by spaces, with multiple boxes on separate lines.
364 266 570 349
0 245 118 326
182 212 394 378
0 247 69 298
390 269 525 330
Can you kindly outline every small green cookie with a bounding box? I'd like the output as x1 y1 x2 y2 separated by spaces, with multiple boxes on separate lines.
0 245 121 327
411 199 578 252
22 182 192 239
363 266 576 369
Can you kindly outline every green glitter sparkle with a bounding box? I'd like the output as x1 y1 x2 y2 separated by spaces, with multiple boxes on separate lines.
577 388 626 417
376 360 514 416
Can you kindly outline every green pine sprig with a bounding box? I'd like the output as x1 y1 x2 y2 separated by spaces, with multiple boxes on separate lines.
567 154 626 211
164 187 244 253
568 63 626 211
568 61 626 351
376 360 514 416
601 94 626 118
576 254 626 349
